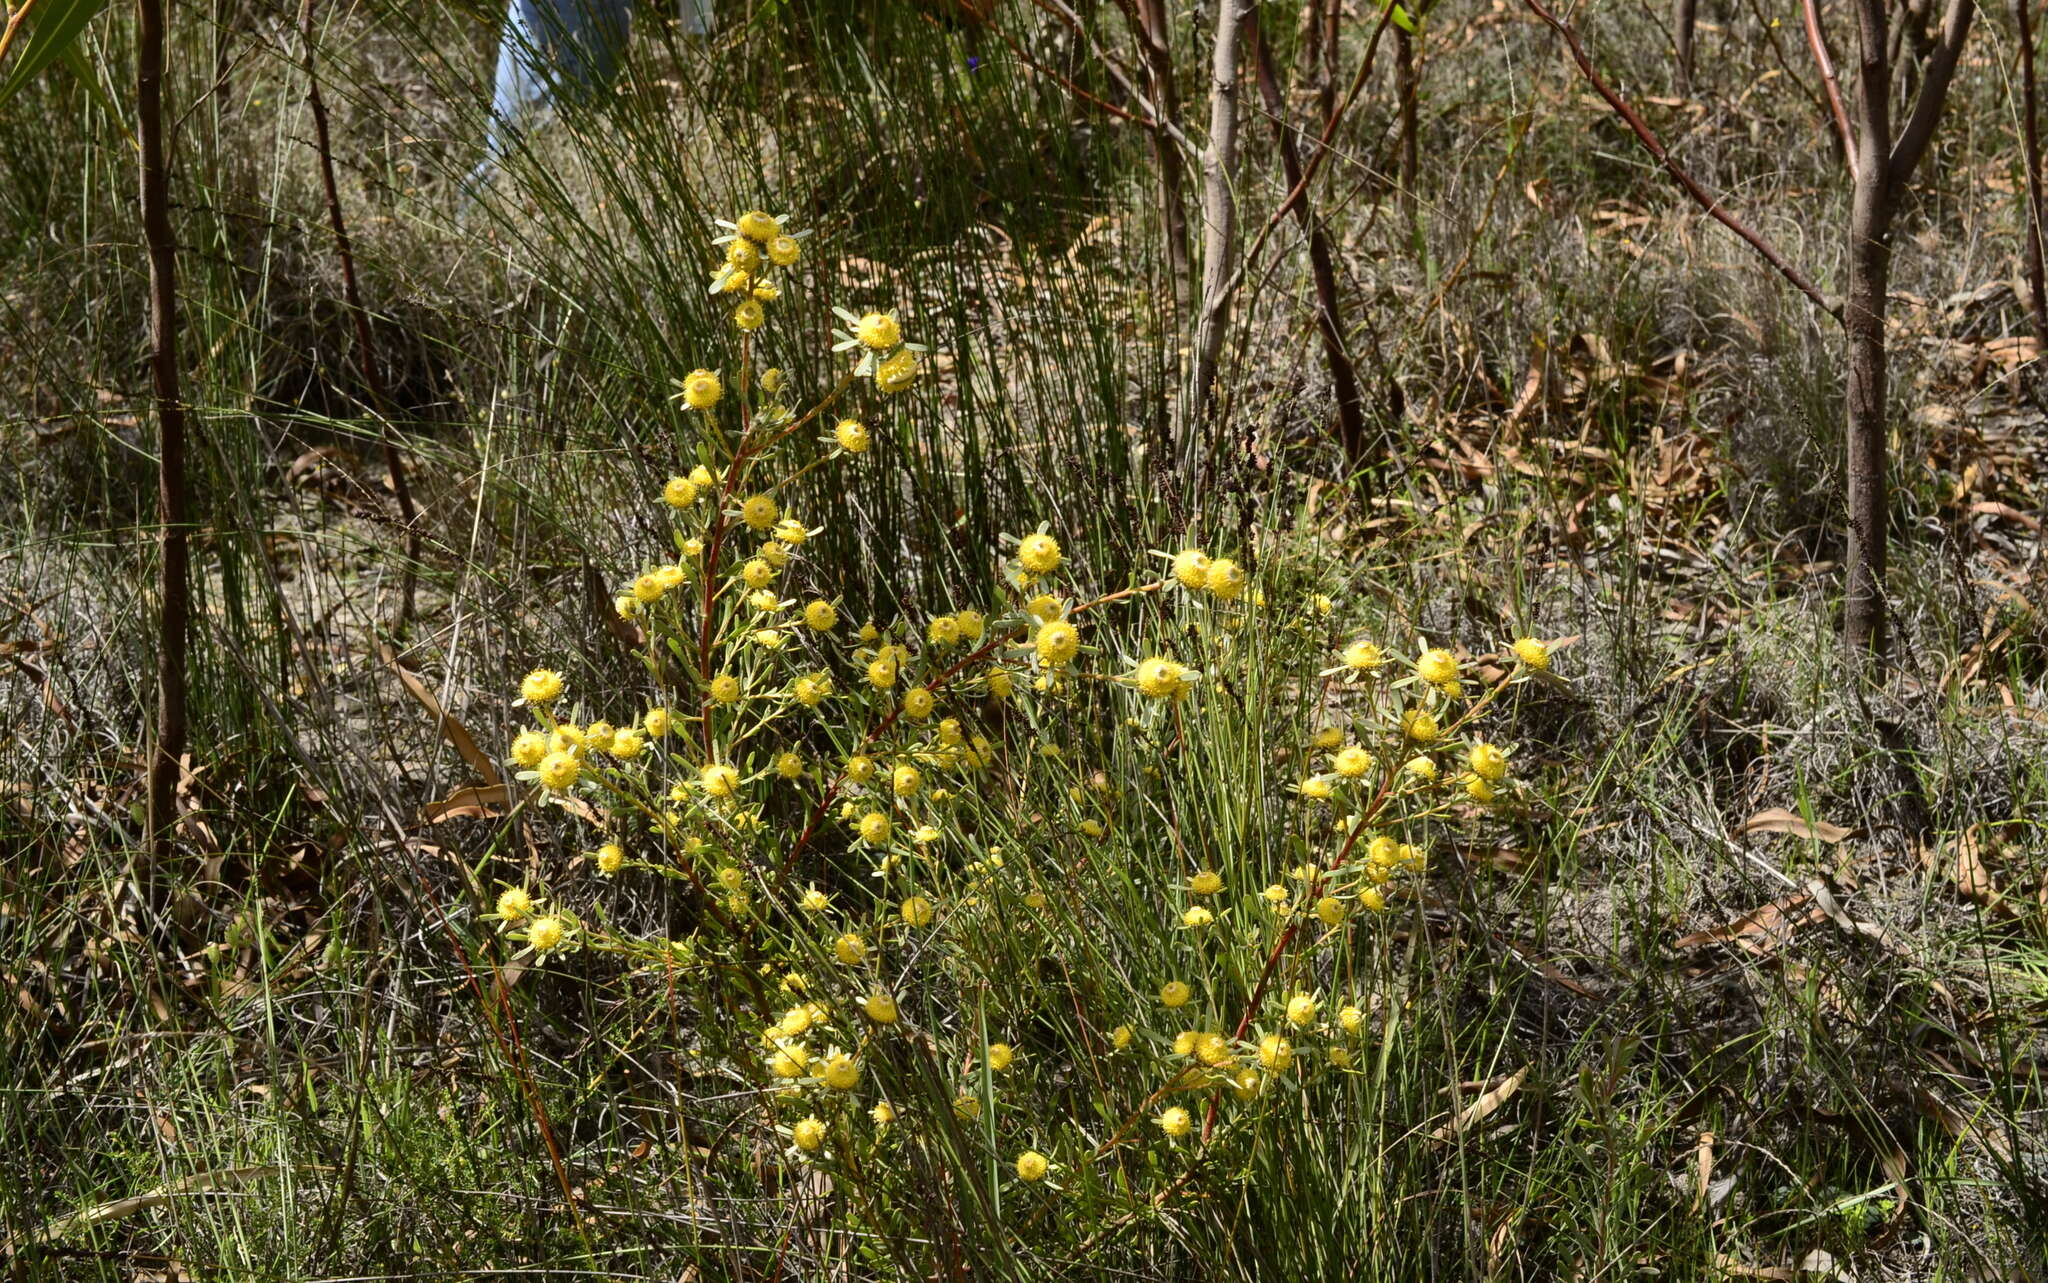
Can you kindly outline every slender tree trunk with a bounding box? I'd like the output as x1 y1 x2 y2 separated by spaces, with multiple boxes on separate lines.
301 0 420 627
1845 0 1895 653
1135 0 1192 316
2017 0 2048 349
1674 0 1699 92
1249 15 1367 464
1190 0 1248 443
139 0 190 875
1394 26 1420 231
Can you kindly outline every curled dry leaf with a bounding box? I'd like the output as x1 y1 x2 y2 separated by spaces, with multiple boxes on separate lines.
1737 808 1853 844
380 643 502 787
1428 1065 1529 1146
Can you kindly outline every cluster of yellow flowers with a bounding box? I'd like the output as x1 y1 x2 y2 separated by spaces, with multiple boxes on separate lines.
709 208 804 334
480 212 1558 1198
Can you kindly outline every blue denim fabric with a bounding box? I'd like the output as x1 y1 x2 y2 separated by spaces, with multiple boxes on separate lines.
470 0 712 186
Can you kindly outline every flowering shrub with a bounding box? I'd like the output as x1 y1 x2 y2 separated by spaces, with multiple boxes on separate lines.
486 210 1556 1239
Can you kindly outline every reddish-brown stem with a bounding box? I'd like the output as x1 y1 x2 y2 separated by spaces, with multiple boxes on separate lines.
2018 0 2048 348
138 0 190 884
1803 0 1861 179
300 0 419 626
0 0 40 69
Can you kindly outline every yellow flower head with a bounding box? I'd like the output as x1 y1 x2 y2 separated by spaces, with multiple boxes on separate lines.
511 729 548 768
759 367 786 394
926 614 959 647
741 557 775 588
1205 557 1246 600
986 669 1014 699
900 896 935 928
1257 1033 1294 1072
643 707 672 738
1135 656 1192 701
1182 906 1214 928
793 674 833 707
1015 1150 1049 1182
1512 636 1550 670
870 1101 896 1126
1016 532 1061 575
520 668 565 704
1195 1032 1234 1067
1171 548 1210 590
767 234 801 266
803 599 838 631
1416 647 1460 687
1469 742 1510 782
1035 620 1079 667
725 234 761 271
736 210 780 242
526 915 568 953
856 311 901 350
986 1042 1015 1071
681 368 722 411
875 348 918 394
800 886 830 912
1189 871 1223 895
1156 1106 1192 1138
1332 746 1371 778
1297 777 1334 800
1342 640 1385 671
733 299 765 331
820 1053 860 1091
495 886 536 922
709 674 742 704
1159 980 1192 1009
864 990 898 1023
1403 708 1440 744
1286 993 1319 1027
595 843 626 876
835 418 870 453
891 763 923 796
833 933 867 965
791 1116 826 1152
901 687 935 721
857 811 891 844
740 494 780 531
1466 775 1498 804
1315 895 1347 926
845 754 876 784
536 751 579 791
1339 1004 1365 1034
663 476 701 509
1111 1024 1134 1049
775 751 805 780
699 763 740 798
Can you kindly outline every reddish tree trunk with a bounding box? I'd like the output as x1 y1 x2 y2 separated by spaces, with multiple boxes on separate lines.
139 0 191 873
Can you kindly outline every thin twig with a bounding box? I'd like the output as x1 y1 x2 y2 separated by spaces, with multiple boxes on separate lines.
0 0 39 70
1887 0 1975 199
1802 0 1860 178
1523 0 1843 321
299 0 421 627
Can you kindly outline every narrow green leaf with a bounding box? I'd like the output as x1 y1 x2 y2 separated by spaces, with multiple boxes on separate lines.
0 0 115 112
